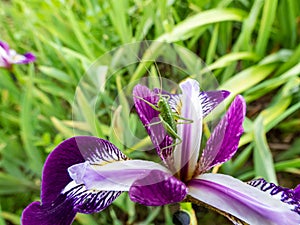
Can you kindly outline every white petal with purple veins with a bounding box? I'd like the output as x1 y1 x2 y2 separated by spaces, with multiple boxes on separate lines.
68 160 172 191
188 173 300 225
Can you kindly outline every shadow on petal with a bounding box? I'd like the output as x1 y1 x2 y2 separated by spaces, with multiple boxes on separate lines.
129 170 188 206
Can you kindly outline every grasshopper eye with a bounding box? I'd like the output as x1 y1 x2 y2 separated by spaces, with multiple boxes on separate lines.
172 210 190 225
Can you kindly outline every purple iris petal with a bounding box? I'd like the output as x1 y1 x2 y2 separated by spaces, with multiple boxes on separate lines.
133 84 173 160
198 95 246 173
295 185 300 199
189 173 300 225
69 160 172 191
129 170 188 206
0 41 9 53
0 41 36 69
173 79 203 181
22 183 122 225
20 52 36 64
199 90 230 117
41 137 85 203
22 199 77 225
22 136 126 225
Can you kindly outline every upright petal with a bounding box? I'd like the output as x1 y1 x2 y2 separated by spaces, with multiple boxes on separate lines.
165 90 229 118
22 136 126 225
22 183 122 225
188 173 300 225
198 95 246 173
133 84 173 160
173 79 203 181
129 170 187 206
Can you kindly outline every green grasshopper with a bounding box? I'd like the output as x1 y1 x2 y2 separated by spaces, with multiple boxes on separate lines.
135 93 193 150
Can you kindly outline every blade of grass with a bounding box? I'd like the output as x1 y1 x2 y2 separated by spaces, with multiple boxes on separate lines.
253 116 277 183
206 24 219 64
20 64 43 174
255 0 278 56
74 88 104 137
219 63 276 95
130 8 246 84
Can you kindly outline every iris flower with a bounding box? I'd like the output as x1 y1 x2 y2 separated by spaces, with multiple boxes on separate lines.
22 79 300 225
0 41 35 69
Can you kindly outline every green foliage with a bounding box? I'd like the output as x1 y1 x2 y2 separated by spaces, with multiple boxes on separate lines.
0 0 299 224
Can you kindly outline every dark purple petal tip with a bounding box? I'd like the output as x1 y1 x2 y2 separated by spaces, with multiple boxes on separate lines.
129 170 188 206
22 183 122 225
22 52 36 63
41 137 86 204
22 198 77 225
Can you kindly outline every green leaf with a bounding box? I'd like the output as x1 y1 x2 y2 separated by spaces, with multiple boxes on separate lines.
219 63 276 95
255 0 278 56
253 116 277 183
159 8 246 42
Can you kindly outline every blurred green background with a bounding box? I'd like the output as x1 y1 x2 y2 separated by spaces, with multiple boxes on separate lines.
0 0 299 224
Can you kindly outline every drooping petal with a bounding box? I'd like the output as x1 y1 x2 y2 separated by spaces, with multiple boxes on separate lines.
69 160 172 191
41 136 85 204
129 170 188 206
247 178 300 215
173 79 203 181
22 136 127 225
133 84 173 160
188 173 300 225
22 182 122 225
198 95 246 173
22 200 76 225
167 90 230 118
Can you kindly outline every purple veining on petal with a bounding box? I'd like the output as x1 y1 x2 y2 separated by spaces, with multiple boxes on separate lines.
173 79 203 181
22 136 126 225
162 90 229 118
199 90 230 117
198 95 246 173
133 84 173 160
247 178 300 215
22 183 121 225
189 173 300 225
129 170 188 206
78 136 128 164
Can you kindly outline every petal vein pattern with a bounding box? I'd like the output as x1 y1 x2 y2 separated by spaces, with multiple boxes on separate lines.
188 173 300 225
